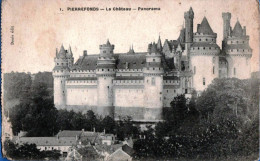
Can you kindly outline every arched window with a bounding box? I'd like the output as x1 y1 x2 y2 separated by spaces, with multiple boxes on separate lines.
203 78 205 85
234 68 236 75
194 66 196 74
213 66 215 74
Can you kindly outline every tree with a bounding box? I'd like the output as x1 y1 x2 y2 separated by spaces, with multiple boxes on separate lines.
9 83 58 136
4 140 61 160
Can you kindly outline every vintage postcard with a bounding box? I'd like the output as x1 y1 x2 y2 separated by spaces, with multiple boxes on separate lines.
1 0 259 160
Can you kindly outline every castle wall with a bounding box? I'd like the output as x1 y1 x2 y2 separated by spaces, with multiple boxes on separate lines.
163 87 180 107
191 55 219 92
226 55 251 79
114 88 144 107
66 80 98 106
97 76 115 116
53 70 69 108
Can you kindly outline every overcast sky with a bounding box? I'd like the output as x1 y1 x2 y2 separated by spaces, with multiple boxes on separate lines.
2 0 259 73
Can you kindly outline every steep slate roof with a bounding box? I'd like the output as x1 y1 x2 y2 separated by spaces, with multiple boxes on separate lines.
197 17 215 35
73 55 98 70
163 39 182 53
177 28 186 43
15 137 77 146
122 144 134 156
57 130 82 137
73 53 147 70
231 21 243 37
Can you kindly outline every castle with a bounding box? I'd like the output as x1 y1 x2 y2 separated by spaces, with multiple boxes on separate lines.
53 8 252 122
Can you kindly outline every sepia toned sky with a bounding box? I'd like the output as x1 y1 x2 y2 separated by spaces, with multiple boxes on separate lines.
2 0 259 73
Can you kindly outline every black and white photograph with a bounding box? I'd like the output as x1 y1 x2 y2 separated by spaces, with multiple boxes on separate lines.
1 0 260 160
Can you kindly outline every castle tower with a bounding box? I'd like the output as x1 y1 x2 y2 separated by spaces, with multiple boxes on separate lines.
190 17 220 93
222 12 231 40
224 19 252 79
185 7 194 44
96 40 116 117
143 43 164 120
53 45 74 109
183 7 194 69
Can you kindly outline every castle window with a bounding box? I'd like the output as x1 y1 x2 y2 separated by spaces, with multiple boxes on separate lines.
243 41 245 44
209 47 211 49
174 90 176 93
206 39 208 41
152 77 155 85
153 68 155 70
102 69 104 71
61 63 63 65
231 49 233 52
237 49 239 52
194 66 196 74
203 78 205 85
198 47 199 49
212 39 213 41
153 59 155 62
199 39 201 41
57 63 59 65
203 47 205 50
243 49 244 52
108 69 109 71
213 66 215 74
234 68 236 75
167 90 168 93
103 51 106 53
147 79 149 83
231 41 233 44
236 41 238 44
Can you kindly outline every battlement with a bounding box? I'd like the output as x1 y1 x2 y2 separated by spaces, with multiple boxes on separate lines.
222 12 231 19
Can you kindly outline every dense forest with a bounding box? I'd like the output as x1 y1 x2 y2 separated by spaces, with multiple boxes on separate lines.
3 72 259 160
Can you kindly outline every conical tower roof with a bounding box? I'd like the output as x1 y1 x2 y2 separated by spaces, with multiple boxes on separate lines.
231 20 243 37
157 35 162 51
58 44 66 58
197 17 214 35
67 45 73 57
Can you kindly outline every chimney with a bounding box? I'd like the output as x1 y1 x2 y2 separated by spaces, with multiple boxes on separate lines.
125 62 129 69
103 129 106 134
82 129 84 132
83 50 87 56
243 26 246 36
76 135 78 140
93 127 96 133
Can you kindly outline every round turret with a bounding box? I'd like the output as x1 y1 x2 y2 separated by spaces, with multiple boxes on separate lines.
99 39 115 57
